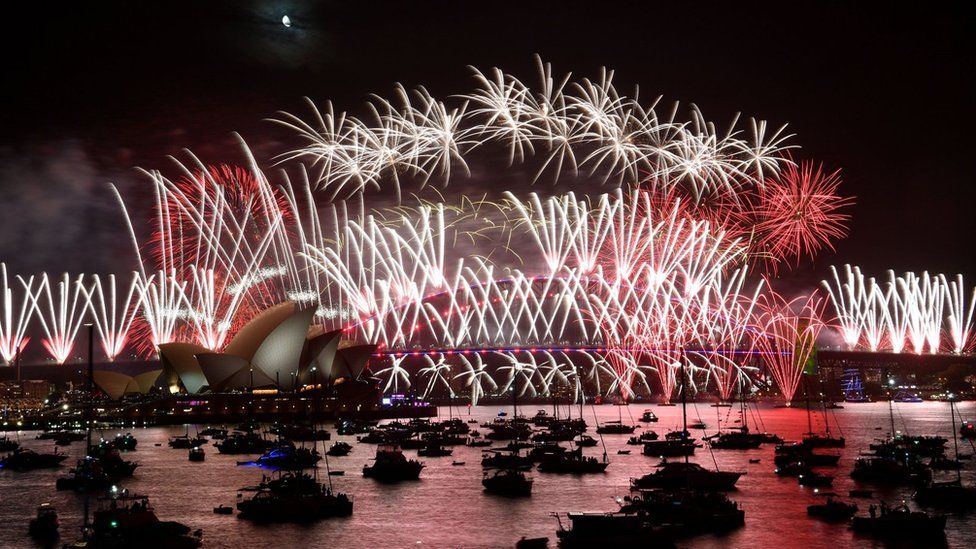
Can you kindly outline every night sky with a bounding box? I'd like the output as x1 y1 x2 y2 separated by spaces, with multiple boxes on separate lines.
2 1 974 287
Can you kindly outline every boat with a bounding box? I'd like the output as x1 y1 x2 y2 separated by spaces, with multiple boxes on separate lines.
527 442 568 462
913 398 976 509
631 460 742 491
515 536 549 549
850 456 931 485
212 505 232 515
199 427 227 439
482 449 534 470
748 458 761 464
574 435 598 447
0 436 18 452
0 448 68 471
914 480 976 509
104 433 138 451
893 390 923 403
74 490 202 548
850 503 946 538
807 496 857 521
774 442 840 467
328 470 345 476
417 442 453 457
639 410 659 423
326 441 352 456
961 421 976 439
188 447 205 462
775 461 811 477
798 471 834 487
627 431 659 445
168 434 207 450
52 431 86 446
707 428 763 450
929 455 962 470
619 489 745 534
688 421 706 430
482 468 533 496
237 471 352 523
642 438 697 458
452 460 465 466
57 455 136 492
214 430 274 454
537 447 608 474
248 442 321 469
801 433 845 448
552 512 671 548
362 446 424 482
617 450 631 455
28 503 59 540
596 421 636 435
271 423 331 442
466 438 493 447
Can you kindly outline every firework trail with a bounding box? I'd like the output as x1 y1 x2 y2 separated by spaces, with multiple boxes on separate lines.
80 274 141 361
0 264 40 365
32 273 88 364
754 290 826 403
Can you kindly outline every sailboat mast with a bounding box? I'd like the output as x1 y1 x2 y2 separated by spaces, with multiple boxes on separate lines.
950 398 961 483
804 374 813 435
680 353 689 464
83 323 94 540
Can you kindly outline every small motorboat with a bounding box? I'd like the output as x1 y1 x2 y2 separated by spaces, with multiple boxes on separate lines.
515 536 549 549
452 460 466 466
807 496 857 521
798 471 834 488
213 504 233 515
327 470 345 476
749 458 761 464
326 441 352 457
617 450 631 455
189 447 205 462
28 503 59 540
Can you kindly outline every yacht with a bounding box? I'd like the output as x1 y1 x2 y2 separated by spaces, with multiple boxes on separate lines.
66 491 202 548
326 441 352 456
639 410 659 423
362 446 424 482
237 471 352 522
28 503 59 541
630 460 741 491
619 489 745 534
215 430 274 454
0 448 68 471
482 468 533 497
552 512 669 548
807 496 857 521
537 447 608 474
850 504 946 538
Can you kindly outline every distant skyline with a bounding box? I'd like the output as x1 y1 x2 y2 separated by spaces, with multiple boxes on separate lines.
2 1 974 286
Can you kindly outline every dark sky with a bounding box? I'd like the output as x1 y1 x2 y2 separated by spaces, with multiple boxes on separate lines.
2 1 974 286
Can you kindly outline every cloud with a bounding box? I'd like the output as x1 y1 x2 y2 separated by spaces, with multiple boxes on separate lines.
0 140 137 275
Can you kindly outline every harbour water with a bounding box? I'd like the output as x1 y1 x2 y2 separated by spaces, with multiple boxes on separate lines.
2 401 975 548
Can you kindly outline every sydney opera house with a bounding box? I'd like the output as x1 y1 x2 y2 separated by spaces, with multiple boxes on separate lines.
88 302 414 423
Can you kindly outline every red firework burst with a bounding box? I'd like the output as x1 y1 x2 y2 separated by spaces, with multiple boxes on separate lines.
753 161 853 270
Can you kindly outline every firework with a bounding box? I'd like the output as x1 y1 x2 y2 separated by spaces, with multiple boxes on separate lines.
823 266 973 355
0 264 40 365
32 273 88 364
80 273 141 361
753 161 853 270
754 290 826 403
